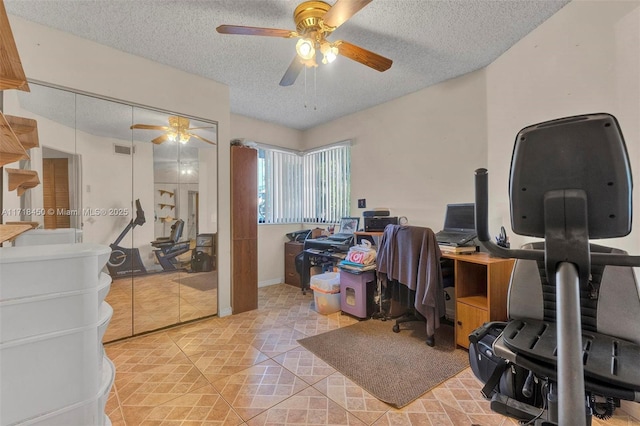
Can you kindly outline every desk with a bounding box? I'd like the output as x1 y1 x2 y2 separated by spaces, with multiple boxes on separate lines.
442 252 514 349
300 249 346 294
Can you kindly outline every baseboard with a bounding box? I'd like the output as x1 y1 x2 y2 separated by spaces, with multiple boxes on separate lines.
219 307 232 317
258 278 283 288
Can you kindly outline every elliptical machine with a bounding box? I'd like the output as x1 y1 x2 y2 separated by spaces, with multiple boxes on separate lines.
470 113 640 425
106 199 148 278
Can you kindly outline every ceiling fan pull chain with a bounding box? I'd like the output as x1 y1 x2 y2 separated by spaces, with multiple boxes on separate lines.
314 66 317 111
303 65 307 109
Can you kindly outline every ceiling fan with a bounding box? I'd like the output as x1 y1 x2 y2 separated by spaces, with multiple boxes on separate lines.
216 0 392 86
130 116 216 145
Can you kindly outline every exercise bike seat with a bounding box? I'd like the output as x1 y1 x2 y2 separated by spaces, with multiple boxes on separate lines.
501 319 640 392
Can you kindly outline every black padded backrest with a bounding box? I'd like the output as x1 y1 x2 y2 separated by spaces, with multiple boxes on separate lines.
169 220 185 243
508 242 640 344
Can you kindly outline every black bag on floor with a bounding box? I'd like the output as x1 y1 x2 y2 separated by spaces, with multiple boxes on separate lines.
468 322 543 407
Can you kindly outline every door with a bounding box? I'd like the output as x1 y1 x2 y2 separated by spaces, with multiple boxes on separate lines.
42 158 70 229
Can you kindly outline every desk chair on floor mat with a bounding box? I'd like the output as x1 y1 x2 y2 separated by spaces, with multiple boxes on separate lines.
472 113 640 425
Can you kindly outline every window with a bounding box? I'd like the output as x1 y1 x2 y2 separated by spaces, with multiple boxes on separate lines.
257 142 351 224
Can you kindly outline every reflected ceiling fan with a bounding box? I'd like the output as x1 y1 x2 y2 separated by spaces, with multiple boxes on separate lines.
216 0 392 86
130 116 216 145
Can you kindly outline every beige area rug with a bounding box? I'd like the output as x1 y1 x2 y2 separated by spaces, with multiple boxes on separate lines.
174 272 218 291
297 319 469 408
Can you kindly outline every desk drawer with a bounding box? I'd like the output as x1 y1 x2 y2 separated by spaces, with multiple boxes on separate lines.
284 242 303 287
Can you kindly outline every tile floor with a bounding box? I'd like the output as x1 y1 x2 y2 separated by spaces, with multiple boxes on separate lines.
105 283 640 425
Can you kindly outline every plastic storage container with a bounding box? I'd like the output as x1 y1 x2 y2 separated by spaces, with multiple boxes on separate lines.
311 272 341 314
310 272 340 293
14 228 83 246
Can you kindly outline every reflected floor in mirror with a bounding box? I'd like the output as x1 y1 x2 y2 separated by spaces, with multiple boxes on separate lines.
104 270 217 343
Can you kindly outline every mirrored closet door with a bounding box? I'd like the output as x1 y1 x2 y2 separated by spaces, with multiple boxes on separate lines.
1 83 218 342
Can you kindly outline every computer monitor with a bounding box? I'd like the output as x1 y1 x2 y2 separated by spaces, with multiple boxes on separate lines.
443 203 475 232
338 217 359 234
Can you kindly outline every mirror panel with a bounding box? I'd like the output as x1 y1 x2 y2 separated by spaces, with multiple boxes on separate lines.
2 83 218 342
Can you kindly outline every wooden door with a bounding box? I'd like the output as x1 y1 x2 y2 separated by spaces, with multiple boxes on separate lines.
42 158 70 229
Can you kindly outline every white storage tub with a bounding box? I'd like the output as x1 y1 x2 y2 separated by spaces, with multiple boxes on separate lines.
0 243 111 300
0 323 104 425
310 272 340 293
13 228 83 246
18 356 115 426
0 288 102 343
97 272 112 306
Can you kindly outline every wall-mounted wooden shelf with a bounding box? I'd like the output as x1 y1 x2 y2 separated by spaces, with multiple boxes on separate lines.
0 111 29 167
5 168 40 196
4 115 39 150
0 0 30 92
158 190 174 197
158 203 175 210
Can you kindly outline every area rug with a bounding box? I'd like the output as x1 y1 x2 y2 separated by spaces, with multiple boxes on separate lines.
175 272 218 291
297 319 469 408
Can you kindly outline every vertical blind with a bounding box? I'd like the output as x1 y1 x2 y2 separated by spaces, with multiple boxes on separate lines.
257 141 350 224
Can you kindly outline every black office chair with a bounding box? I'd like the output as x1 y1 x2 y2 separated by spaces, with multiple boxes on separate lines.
151 219 191 271
471 113 640 425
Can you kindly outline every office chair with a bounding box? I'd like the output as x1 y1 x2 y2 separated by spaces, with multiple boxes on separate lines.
472 113 640 425
151 219 191 271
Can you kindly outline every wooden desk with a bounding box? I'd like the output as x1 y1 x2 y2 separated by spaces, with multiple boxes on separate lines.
0 224 32 244
442 252 514 349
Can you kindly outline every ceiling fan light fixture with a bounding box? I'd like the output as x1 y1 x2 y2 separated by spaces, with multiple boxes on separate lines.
296 38 315 60
167 131 178 142
320 42 338 64
179 132 190 144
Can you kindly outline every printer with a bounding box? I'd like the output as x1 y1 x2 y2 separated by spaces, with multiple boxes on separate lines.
363 210 398 232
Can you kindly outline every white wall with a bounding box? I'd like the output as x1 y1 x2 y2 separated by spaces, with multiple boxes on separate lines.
304 70 488 229
485 1 640 417
486 1 640 253
8 15 232 316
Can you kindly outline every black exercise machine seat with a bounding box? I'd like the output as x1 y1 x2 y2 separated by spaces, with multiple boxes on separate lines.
475 113 640 424
151 219 191 271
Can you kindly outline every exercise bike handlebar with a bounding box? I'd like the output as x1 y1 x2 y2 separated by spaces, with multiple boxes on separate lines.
134 199 146 227
474 168 640 267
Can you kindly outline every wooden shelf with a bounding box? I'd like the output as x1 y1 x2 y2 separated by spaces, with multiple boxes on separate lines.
4 115 39 150
158 190 174 197
0 111 29 167
0 0 30 92
0 224 32 243
457 295 488 310
158 203 175 209
5 168 40 196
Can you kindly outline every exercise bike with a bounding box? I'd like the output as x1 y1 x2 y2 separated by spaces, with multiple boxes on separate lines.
106 199 148 278
469 113 640 425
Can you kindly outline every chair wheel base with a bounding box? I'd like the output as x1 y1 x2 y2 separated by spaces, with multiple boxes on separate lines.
392 324 400 333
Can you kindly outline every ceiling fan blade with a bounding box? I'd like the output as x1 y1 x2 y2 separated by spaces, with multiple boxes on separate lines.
190 133 217 146
280 56 304 87
151 134 169 144
322 0 372 29
131 124 170 130
216 25 296 38
187 126 216 131
337 40 392 72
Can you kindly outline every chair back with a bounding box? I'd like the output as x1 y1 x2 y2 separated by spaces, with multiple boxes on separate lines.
508 242 640 344
169 220 185 243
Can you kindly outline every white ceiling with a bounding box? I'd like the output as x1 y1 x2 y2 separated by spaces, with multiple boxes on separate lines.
5 0 569 131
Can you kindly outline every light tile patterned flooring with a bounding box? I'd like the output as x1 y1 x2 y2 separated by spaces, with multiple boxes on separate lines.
105 283 640 425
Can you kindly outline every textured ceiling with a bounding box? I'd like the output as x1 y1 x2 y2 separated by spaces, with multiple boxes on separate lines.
5 0 569 131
